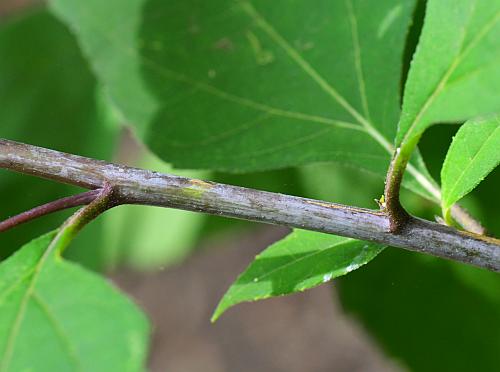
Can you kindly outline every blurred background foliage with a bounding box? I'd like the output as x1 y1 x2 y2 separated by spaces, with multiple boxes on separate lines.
0 2 498 371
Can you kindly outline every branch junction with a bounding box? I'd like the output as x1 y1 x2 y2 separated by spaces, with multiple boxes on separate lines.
1 139 499 272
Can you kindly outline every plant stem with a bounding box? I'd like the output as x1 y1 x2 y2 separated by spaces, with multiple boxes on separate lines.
49 182 116 254
383 147 410 233
1 138 499 272
384 138 486 234
0 190 101 233
0 183 115 372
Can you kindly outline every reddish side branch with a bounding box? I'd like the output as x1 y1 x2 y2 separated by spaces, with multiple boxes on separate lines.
0 190 100 233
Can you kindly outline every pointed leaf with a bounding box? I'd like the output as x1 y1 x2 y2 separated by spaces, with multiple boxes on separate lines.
441 116 500 222
0 233 150 371
397 0 500 146
212 230 383 321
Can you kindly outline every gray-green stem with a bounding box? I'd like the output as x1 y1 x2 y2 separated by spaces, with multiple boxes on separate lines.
384 140 486 235
1 139 499 272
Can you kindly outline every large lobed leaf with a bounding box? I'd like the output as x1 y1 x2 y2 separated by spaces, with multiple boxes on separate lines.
0 232 150 372
441 116 500 222
212 230 383 321
49 0 440 200
397 0 500 147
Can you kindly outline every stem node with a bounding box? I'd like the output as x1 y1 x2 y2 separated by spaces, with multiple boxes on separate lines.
1 138 499 272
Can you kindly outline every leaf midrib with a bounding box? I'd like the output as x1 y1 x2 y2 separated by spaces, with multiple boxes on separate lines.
32 292 82 371
346 0 371 121
248 239 357 282
241 2 442 199
221 239 383 310
0 234 67 372
241 2 376 133
225 238 359 303
399 9 500 146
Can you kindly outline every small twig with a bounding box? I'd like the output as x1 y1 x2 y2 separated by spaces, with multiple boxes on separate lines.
450 204 487 235
0 190 101 233
383 148 410 233
384 147 486 235
1 138 499 272
54 182 117 251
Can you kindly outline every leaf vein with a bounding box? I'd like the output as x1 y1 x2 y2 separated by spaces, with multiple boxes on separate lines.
346 0 371 121
31 292 82 372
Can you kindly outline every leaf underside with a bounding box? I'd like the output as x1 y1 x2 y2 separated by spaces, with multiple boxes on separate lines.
49 0 439 200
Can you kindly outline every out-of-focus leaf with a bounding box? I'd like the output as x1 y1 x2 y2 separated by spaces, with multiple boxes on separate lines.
49 0 443 200
396 0 500 146
469 166 500 234
441 116 500 223
0 232 149 371
337 248 500 372
0 9 118 269
298 163 383 209
212 230 383 321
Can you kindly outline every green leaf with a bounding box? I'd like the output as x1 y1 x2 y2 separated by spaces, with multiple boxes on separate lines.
49 0 440 200
441 116 500 222
212 230 384 321
337 248 500 372
0 9 118 270
396 0 500 147
0 232 150 372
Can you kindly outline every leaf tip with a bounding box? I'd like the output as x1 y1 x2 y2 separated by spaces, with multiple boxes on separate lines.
210 304 227 323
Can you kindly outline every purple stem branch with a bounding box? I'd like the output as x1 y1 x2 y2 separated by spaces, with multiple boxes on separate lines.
0 189 101 233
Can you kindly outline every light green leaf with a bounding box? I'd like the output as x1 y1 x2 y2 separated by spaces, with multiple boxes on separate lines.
0 232 150 372
49 0 440 200
212 230 384 321
396 0 500 147
441 116 500 222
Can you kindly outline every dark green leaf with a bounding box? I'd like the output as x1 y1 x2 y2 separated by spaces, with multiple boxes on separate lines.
49 0 441 200
0 9 118 269
338 248 500 372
